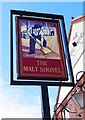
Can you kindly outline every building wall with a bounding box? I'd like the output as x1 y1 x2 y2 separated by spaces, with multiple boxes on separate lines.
54 75 85 119
53 15 85 119
56 15 85 108
69 15 85 82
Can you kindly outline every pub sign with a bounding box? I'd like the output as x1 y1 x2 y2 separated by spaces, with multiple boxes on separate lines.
16 16 68 80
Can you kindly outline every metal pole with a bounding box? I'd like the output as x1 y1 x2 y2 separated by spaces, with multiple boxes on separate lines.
41 85 51 120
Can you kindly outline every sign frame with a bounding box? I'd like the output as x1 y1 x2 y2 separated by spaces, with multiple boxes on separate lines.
10 10 75 86
16 16 68 81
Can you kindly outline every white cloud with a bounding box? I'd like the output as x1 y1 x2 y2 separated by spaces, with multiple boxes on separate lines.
0 102 41 118
0 78 57 119
0 79 42 119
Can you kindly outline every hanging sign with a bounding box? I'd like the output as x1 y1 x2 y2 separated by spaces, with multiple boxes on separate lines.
16 16 68 80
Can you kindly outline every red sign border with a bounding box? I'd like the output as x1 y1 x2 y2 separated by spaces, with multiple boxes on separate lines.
16 16 68 81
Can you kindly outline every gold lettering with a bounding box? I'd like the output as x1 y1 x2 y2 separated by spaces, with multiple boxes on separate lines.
40 67 44 72
36 60 47 66
23 66 62 73
39 67 62 73
23 66 38 72
23 66 28 71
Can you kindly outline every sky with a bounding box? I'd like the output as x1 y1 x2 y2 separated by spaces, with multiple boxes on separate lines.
0 1 84 119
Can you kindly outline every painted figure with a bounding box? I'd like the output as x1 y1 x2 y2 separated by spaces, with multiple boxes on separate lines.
28 24 46 54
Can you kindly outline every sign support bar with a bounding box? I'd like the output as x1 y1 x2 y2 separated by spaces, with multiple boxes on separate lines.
41 85 51 120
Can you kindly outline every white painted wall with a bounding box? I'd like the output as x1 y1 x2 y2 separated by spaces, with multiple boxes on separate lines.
57 15 85 118
69 16 85 82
